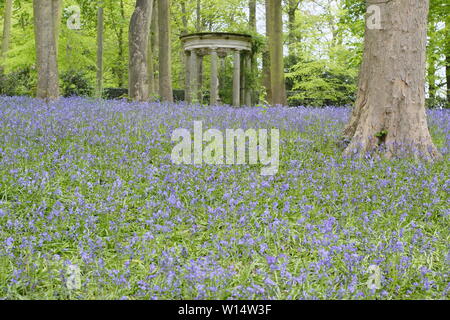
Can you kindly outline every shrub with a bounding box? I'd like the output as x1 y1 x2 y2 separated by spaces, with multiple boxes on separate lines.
61 69 93 97
0 67 35 96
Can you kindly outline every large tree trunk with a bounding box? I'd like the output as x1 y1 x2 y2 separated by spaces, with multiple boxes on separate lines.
96 2 104 98
33 0 61 101
343 0 441 160
268 0 287 106
158 0 173 102
129 0 153 102
1 0 13 72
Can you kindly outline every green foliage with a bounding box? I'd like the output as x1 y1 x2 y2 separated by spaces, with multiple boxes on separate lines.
0 67 36 96
287 57 357 106
285 2 360 106
0 0 448 105
61 70 94 97
427 96 450 109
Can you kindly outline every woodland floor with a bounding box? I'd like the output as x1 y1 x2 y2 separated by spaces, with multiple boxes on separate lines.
0 96 448 299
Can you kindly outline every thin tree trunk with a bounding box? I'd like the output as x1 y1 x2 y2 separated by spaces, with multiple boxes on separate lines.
196 0 201 32
248 0 256 106
147 32 154 98
268 0 287 106
249 0 256 30
343 0 441 160
427 16 437 102
148 0 158 97
96 2 104 98
111 0 126 88
181 0 189 102
446 15 450 103
33 0 61 101
195 0 204 100
1 0 13 72
263 0 272 104
287 0 301 57
129 0 153 102
158 0 173 102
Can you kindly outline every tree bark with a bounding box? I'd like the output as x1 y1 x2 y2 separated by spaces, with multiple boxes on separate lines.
33 0 61 101
180 1 189 102
148 0 159 97
1 0 13 72
343 0 441 160
268 0 287 106
96 2 104 98
427 12 436 102
110 0 126 88
158 0 173 102
249 0 256 31
446 15 450 103
196 0 201 32
129 0 153 102
287 0 301 57
248 0 256 106
263 0 272 104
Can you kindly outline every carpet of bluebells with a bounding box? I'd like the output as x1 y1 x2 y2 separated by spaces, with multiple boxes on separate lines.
0 96 449 300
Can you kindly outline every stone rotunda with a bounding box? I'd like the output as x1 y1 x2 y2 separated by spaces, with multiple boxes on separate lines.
180 32 253 106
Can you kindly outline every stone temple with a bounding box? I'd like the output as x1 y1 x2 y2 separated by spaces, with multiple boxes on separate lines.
180 32 253 106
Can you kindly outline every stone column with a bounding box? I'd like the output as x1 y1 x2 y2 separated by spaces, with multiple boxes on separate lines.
244 53 252 106
218 51 227 105
240 53 245 105
185 50 191 103
210 48 219 105
232 49 241 107
189 49 198 103
197 54 204 103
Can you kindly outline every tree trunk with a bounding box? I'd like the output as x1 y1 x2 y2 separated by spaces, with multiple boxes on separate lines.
1 0 13 72
147 31 155 98
287 0 300 57
110 0 126 88
268 0 287 106
196 0 201 32
427 12 436 102
33 0 61 101
263 0 272 104
181 1 189 102
248 0 256 106
129 0 153 102
249 0 256 31
446 15 450 103
343 0 441 160
148 0 159 97
96 2 104 98
158 0 173 102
